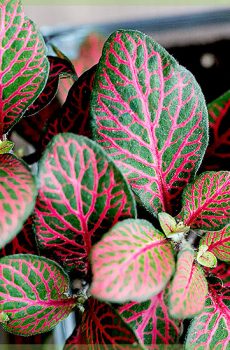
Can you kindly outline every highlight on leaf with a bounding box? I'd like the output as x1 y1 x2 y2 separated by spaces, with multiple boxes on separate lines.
65 298 140 348
0 0 49 136
90 219 175 303
118 286 181 346
199 225 230 263
0 154 37 249
178 171 230 231
169 247 208 319
35 133 136 276
0 254 77 335
91 29 208 217
186 274 230 349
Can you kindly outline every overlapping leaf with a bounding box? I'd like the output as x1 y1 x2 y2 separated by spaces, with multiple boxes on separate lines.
179 171 230 231
0 216 38 258
200 225 230 262
65 298 140 349
35 133 136 275
90 219 175 303
169 248 208 319
0 254 77 335
186 275 230 349
0 154 37 249
202 90 230 171
118 286 181 346
42 65 96 150
0 0 49 136
91 29 208 216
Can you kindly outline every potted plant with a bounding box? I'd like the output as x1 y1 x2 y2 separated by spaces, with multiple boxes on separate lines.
0 1 229 349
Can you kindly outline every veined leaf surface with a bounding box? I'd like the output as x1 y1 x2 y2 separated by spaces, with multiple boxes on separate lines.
202 90 230 171
0 216 38 257
35 133 136 275
169 248 208 319
186 275 230 349
0 254 77 335
118 286 181 346
25 56 76 117
0 0 49 136
91 30 208 216
42 65 96 150
179 171 230 230
90 219 175 303
65 298 141 349
0 154 37 249
200 225 230 262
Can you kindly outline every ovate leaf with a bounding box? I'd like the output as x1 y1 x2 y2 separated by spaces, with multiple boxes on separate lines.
0 0 49 135
169 248 208 319
0 140 14 154
197 245 217 268
200 225 230 262
178 171 230 231
186 275 230 349
90 219 175 303
91 30 208 216
0 154 37 249
118 286 181 346
0 254 77 335
202 90 230 171
65 298 141 348
0 216 38 257
35 133 136 276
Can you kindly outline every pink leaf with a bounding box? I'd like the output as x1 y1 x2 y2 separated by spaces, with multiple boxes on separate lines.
118 286 181 346
90 219 175 303
169 248 208 319
91 30 208 216
200 224 230 262
178 171 230 231
0 254 77 335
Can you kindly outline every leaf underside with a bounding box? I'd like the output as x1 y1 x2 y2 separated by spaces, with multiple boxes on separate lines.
179 171 230 231
91 29 208 217
0 254 77 335
35 133 136 276
90 219 175 303
0 0 49 136
0 154 37 249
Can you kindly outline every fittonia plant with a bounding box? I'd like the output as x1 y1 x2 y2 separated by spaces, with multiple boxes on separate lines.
0 1 229 348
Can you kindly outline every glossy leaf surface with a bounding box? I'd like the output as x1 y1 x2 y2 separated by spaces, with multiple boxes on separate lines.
179 171 230 230
0 216 38 258
0 254 77 335
35 133 136 275
200 225 230 262
118 287 181 346
0 154 36 249
0 0 49 136
91 30 208 216
91 219 175 303
169 248 208 319
186 275 230 349
202 90 230 171
65 298 140 349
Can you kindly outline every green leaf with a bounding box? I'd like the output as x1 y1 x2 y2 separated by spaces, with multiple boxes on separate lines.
158 212 190 242
197 245 217 268
169 248 208 319
91 29 208 217
0 154 37 249
0 254 77 335
90 219 175 303
0 0 49 136
0 140 14 154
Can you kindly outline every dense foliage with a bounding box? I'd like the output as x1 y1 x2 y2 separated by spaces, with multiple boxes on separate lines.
0 1 229 348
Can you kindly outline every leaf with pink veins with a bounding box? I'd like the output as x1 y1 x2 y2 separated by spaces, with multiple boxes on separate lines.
178 171 230 231
0 254 77 335
35 133 136 276
90 219 175 303
91 29 208 216
0 0 49 136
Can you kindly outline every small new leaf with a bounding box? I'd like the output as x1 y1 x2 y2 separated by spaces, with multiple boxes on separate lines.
0 141 14 154
197 245 217 268
0 312 9 324
158 212 190 242
200 225 230 262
